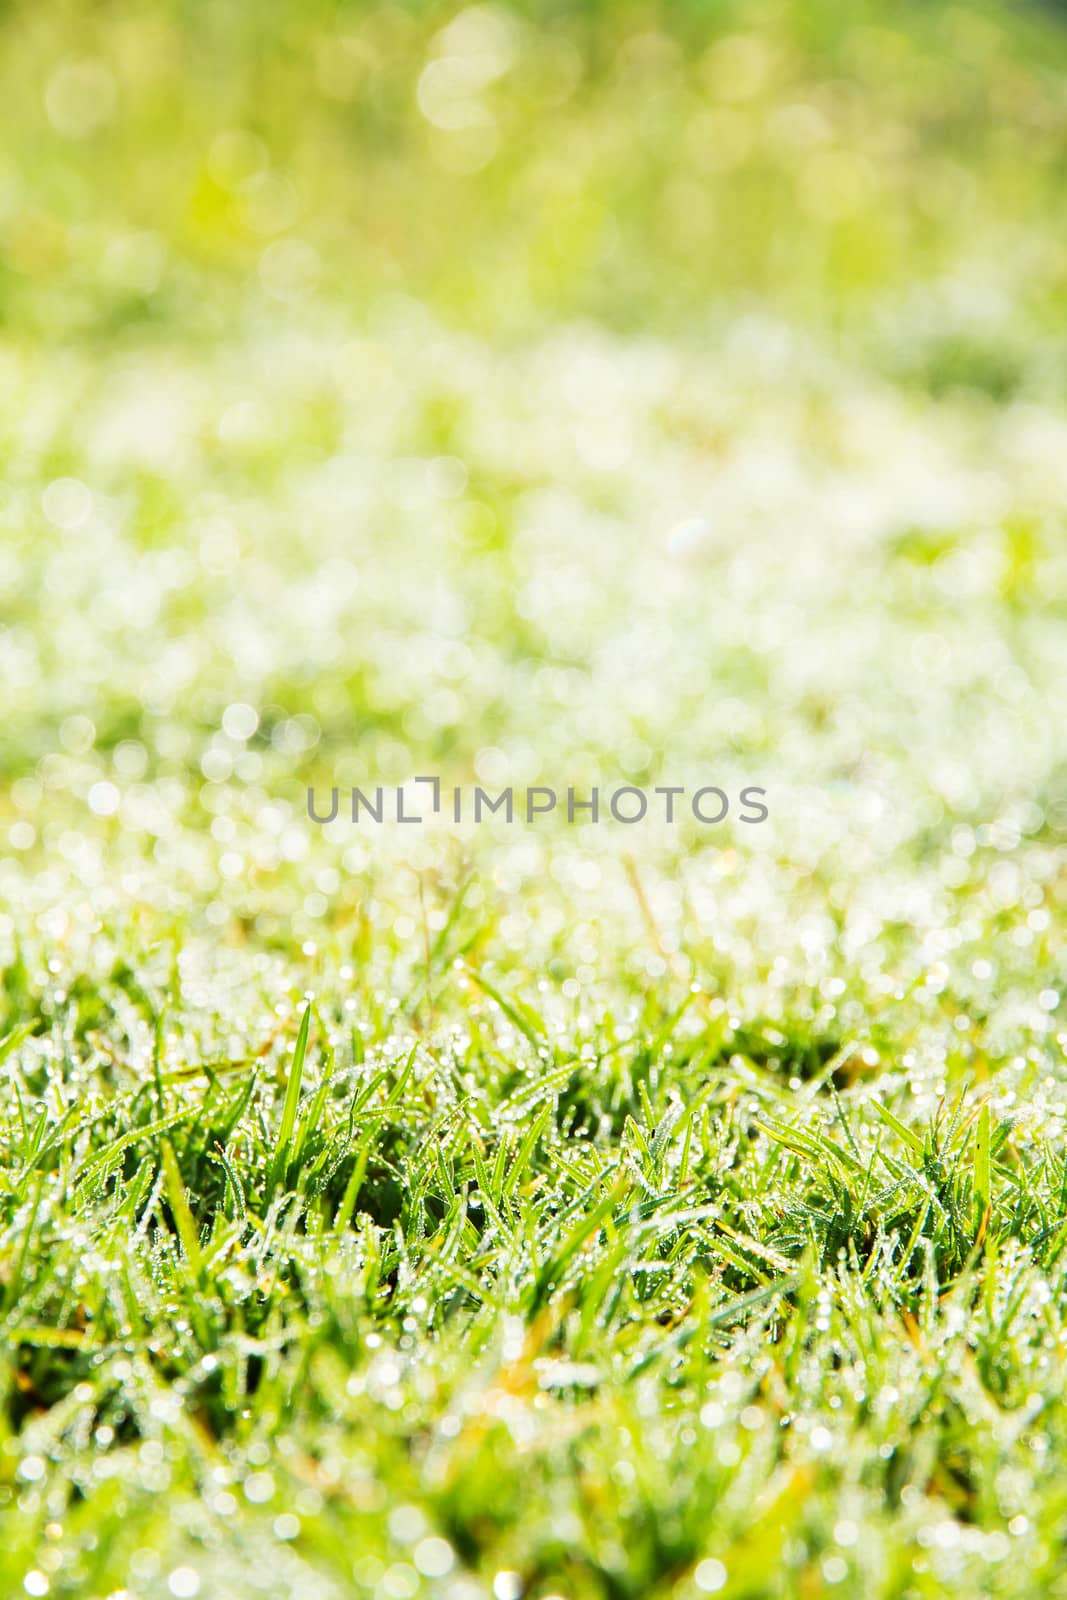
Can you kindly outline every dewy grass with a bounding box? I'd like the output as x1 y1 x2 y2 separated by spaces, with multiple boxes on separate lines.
2 0 1067 1597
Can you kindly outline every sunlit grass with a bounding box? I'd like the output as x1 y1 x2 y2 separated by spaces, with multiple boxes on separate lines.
2 1 1067 1597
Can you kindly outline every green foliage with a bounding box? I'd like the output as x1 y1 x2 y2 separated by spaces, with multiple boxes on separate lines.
2 1 1067 1597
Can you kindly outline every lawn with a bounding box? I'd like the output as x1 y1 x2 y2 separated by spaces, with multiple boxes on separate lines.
2 1 1067 1597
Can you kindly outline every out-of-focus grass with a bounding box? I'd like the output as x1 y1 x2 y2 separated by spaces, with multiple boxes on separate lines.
2 3 1067 1599
2 0 1067 345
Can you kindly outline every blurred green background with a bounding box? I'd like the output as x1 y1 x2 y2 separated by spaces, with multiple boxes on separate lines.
2 0 1067 1025
3 0 1067 342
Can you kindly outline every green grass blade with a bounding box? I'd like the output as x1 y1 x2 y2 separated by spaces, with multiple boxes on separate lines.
267 1003 312 1200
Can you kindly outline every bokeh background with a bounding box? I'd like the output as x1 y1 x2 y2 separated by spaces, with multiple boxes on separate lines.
2 0 1066 1036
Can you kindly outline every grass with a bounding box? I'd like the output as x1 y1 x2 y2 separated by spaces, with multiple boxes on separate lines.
2 0 1067 1596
